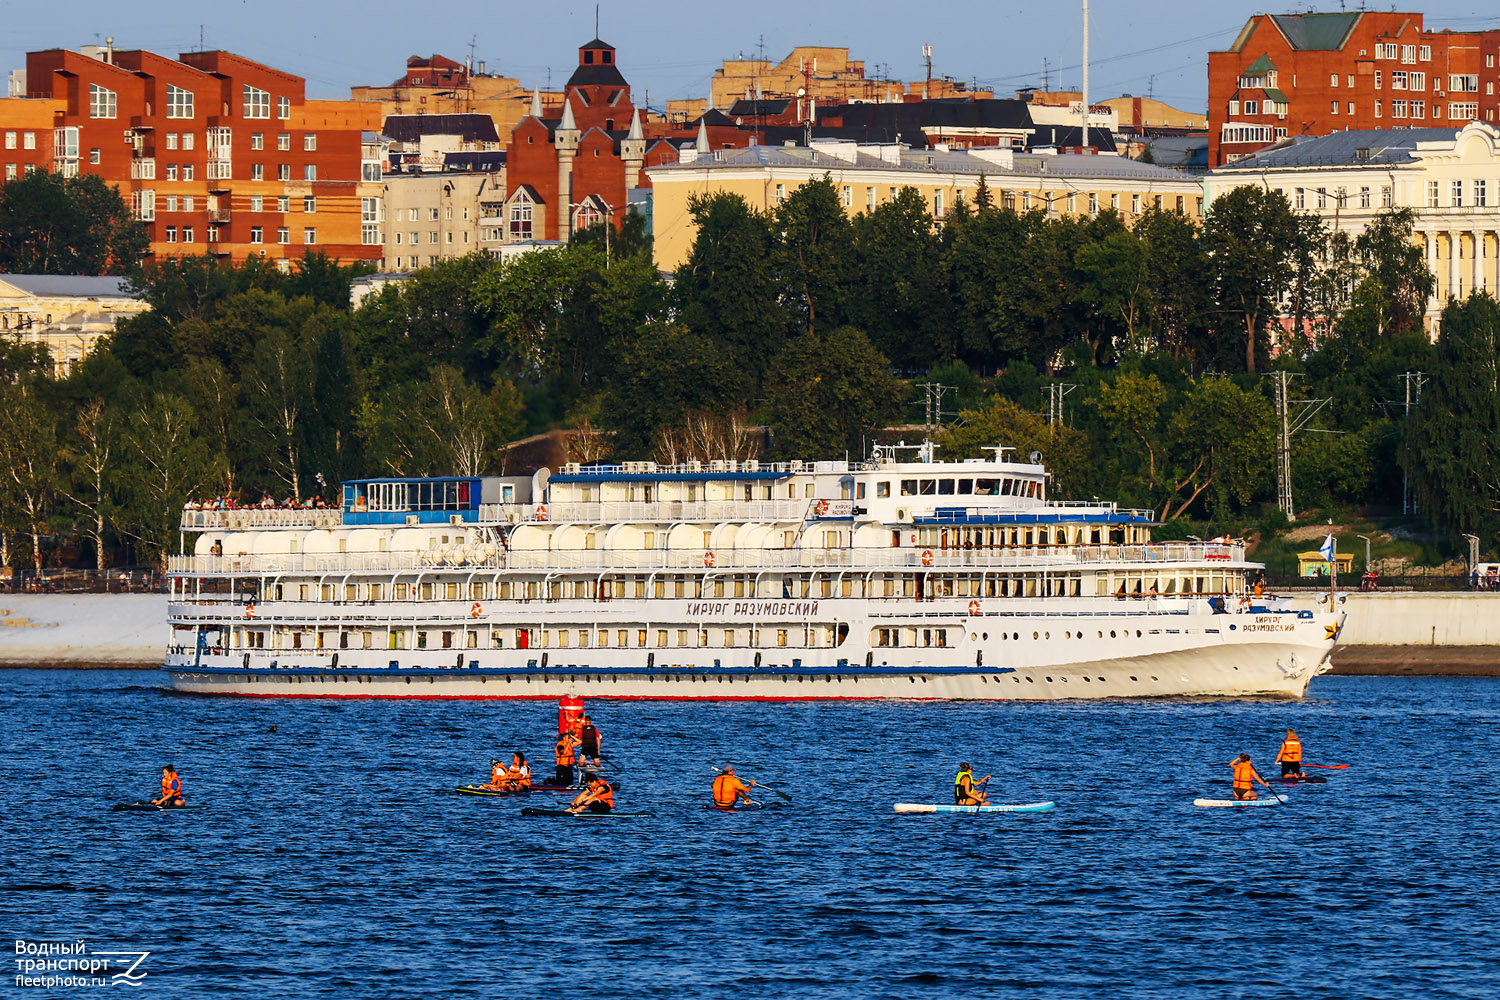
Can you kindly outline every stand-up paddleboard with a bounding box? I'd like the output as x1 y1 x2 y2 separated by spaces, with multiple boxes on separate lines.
112 802 205 812
520 807 651 818
1213 775 1326 787
1194 796 1282 808
704 803 765 812
457 781 617 797
894 802 1055 814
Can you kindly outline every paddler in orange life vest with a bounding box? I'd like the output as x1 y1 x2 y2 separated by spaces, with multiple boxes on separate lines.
1275 729 1305 778
153 764 185 807
567 772 614 814
712 766 757 809
498 751 531 791
555 728 581 787
955 763 990 806
1230 754 1275 801
578 715 602 770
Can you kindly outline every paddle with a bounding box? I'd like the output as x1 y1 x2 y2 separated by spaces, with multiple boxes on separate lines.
1302 763 1348 770
1253 765 1287 806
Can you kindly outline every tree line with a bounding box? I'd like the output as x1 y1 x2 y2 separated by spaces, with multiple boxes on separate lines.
0 170 1496 573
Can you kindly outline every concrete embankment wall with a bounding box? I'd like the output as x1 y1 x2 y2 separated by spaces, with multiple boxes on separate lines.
0 594 168 665
1290 592 1500 674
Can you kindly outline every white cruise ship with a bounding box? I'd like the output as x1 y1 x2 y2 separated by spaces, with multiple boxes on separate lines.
165 445 1345 699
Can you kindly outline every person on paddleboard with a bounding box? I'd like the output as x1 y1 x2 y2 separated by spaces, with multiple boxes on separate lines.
712 766 757 809
152 764 185 807
579 716 602 769
483 758 510 791
497 752 531 791
1230 754 1275 801
1275 729 1305 778
555 729 581 787
955 763 990 806
567 773 614 814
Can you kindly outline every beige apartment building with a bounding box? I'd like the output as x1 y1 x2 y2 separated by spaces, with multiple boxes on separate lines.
0 274 149 374
380 169 505 271
646 140 1204 272
1205 121 1500 330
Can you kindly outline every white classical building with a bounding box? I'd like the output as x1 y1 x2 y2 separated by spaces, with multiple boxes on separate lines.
1205 122 1500 330
0 274 148 374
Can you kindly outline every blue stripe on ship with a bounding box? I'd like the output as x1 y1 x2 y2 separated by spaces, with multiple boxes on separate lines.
165 663 1018 680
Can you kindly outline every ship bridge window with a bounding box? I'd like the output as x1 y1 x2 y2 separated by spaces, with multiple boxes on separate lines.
877 481 891 498
975 479 998 495
919 479 937 495
901 480 918 496
958 479 972 494
938 479 956 495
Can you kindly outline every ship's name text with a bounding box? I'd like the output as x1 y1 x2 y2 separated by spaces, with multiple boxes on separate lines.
685 601 821 617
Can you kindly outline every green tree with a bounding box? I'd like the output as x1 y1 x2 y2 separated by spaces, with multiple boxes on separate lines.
58 399 122 572
765 326 900 459
601 323 748 459
772 175 854 336
122 392 214 570
1093 371 1168 494
1133 208 1210 358
1405 293 1500 549
673 192 786 380
1201 186 1320 372
242 327 317 498
935 397 1093 498
849 187 953 366
0 170 148 274
1161 376 1274 519
0 379 59 574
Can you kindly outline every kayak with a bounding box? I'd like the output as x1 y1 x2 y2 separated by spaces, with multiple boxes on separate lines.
1193 797 1283 808
112 802 205 812
520 807 652 818
893 802 1055 814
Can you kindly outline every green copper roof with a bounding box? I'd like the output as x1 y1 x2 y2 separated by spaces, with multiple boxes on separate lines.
1245 54 1277 73
1268 12 1361 51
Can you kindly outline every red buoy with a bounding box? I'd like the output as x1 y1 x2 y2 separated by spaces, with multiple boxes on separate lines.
558 696 585 735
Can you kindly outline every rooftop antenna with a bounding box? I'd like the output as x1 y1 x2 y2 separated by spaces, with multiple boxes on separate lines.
922 44 933 99
595 4 600 38
198 25 204 52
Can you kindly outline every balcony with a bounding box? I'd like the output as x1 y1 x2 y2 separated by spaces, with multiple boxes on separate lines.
130 158 156 180
210 207 231 224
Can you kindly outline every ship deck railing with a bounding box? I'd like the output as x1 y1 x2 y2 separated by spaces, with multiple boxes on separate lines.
167 542 1246 577
181 509 343 531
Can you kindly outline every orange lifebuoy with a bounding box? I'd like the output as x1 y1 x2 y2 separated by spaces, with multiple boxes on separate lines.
921 550 934 567
470 602 483 618
814 499 829 516
703 550 716 568
968 600 981 616
535 504 548 521
244 603 257 619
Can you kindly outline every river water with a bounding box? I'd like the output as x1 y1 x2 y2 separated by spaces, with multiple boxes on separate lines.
2 669 1495 998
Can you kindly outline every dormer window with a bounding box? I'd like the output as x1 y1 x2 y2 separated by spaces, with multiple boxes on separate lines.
603 51 612 64
584 51 594 64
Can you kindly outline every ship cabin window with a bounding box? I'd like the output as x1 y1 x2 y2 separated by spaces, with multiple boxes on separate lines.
855 482 865 499
920 480 937 495
416 631 428 648
744 485 754 501
938 479 955 495
805 483 816 498
975 479 998 495
901 479 918 496
877 481 891 498
958 479 972 494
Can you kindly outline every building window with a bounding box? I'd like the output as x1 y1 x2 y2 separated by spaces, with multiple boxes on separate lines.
22 132 34 150
183 196 193 211
1375 70 1382 89
775 183 786 203
1412 101 1425 120
1347 102 1354 115
250 226 263 243
183 164 194 181
1410 72 1426 91
429 231 438 244
249 163 262 180
89 148 100 164
1392 71 1407 91
1375 100 1383 118
164 164 177 181
1228 100 1239 116
1360 186 1371 209
1244 100 1258 115
1420 45 1431 62
166 84 194 119
4 132 14 150
304 133 317 150
1452 180 1464 207
1427 180 1440 208
278 164 291 180
934 190 945 217
509 200 532 240
89 83 117 119
1131 193 1141 214
243 85 271 119
1402 44 1416 64
182 226 193 243
1451 102 1478 120
277 227 289 244
1330 74 1338 87
251 133 264 150
362 197 381 245
278 96 291 119
1476 179 1488 208
278 195 290 212
1393 100 1408 117
1330 101 1338 115
304 196 316 213
183 133 194 150
132 190 155 221
165 133 178 150
1316 188 1327 209
429 208 440 221
166 194 178 212
251 195 263 212
841 185 852 207
304 228 316 245
164 226 177 243
1295 187 1305 210
304 165 316 180
278 133 291 150
866 186 876 210
1088 192 1098 215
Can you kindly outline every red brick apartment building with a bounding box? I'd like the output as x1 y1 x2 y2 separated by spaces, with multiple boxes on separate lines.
1209 11 1500 166
1 46 382 264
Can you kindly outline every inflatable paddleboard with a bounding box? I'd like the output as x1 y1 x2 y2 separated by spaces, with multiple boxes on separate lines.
111 802 204 812
1193 796 1283 808
893 802 1055 814
520 807 651 818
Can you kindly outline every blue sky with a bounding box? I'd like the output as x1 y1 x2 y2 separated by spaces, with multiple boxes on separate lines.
5 2 1500 113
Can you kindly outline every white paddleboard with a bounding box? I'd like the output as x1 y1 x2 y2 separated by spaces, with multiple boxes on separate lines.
1193 796 1283 808
893 801 1055 814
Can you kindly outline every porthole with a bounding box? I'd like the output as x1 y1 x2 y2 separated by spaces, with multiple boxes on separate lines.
1230 624 1237 631
1150 675 1159 681
1129 675 1138 681
1083 676 1091 682
1097 676 1105 682
970 633 978 641
1136 630 1142 638
1045 676 1053 682
1013 676 1021 683
1026 676 1034 683
1060 676 1067 683
1044 632 1050 640
1013 633 1019 641
1033 631 1039 640
1098 631 1104 638
982 632 989 640
1110 630 1117 638
1065 631 1071 639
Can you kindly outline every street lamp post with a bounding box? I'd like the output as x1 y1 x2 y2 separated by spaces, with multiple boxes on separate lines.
1356 534 1371 574
1462 533 1480 587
